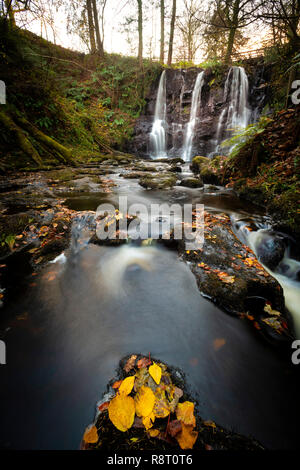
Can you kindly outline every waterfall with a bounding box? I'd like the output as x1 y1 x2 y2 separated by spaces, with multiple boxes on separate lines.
182 71 205 162
215 66 251 152
150 71 167 158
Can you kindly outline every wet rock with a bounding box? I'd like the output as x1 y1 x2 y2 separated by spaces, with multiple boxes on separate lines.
139 173 178 190
253 231 286 271
169 165 182 173
82 354 264 452
178 212 292 342
179 177 203 188
190 156 210 173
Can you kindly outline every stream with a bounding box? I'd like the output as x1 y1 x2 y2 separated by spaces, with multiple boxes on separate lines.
0 165 299 450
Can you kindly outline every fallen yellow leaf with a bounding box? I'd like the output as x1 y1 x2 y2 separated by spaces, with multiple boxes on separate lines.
108 393 135 432
118 376 135 396
176 401 196 427
149 362 162 385
142 412 155 430
83 425 98 444
135 386 155 418
176 424 198 450
148 428 160 437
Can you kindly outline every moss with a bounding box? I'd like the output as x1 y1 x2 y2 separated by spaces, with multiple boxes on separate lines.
139 173 177 190
190 156 210 173
200 166 222 185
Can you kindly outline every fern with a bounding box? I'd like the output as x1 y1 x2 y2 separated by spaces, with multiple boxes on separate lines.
221 117 272 158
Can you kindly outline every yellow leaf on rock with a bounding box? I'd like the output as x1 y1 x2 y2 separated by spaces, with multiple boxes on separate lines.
203 420 216 429
118 376 135 395
142 412 155 430
176 401 196 427
149 362 162 384
135 386 155 418
108 393 135 432
83 425 98 444
176 424 198 450
153 393 170 418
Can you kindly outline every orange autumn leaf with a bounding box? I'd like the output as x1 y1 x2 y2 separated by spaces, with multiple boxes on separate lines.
176 424 198 450
176 401 196 427
118 376 135 396
135 386 155 418
148 428 160 438
108 393 135 432
112 380 123 389
98 401 109 412
213 338 226 351
83 425 98 444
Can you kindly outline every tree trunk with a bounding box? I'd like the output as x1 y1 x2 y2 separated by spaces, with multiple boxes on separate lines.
5 0 16 27
137 0 143 70
224 0 239 64
15 116 75 164
87 0 96 54
225 26 236 64
167 0 176 66
0 112 42 166
91 0 104 58
160 0 165 63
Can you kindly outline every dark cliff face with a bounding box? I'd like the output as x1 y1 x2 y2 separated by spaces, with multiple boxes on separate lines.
128 61 270 159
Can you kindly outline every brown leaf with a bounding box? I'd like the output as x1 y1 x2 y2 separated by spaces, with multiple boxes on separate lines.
137 357 151 369
168 419 182 437
124 354 137 373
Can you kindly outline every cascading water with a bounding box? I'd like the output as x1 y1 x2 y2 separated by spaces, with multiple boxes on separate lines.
150 71 167 158
182 71 205 162
214 66 251 154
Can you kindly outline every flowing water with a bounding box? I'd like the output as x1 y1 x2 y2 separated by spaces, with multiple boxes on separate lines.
0 168 299 450
150 71 167 158
182 72 205 162
213 66 252 155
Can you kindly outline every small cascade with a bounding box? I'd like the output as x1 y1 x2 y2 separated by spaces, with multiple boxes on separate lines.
150 71 167 158
182 71 205 162
214 66 251 154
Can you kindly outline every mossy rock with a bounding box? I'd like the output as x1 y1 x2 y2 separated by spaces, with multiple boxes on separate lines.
179 177 203 188
200 165 222 185
190 156 210 173
139 173 177 190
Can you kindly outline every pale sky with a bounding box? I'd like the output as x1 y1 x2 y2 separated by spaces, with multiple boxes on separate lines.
15 1 266 63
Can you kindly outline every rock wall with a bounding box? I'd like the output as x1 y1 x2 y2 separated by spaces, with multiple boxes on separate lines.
128 60 271 158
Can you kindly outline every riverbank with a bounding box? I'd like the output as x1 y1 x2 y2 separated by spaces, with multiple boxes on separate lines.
190 107 300 241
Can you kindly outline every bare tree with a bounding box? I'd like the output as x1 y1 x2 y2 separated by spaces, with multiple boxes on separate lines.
160 0 165 62
257 0 300 49
137 0 143 69
198 0 260 63
167 0 176 65
177 0 202 62
86 0 96 53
